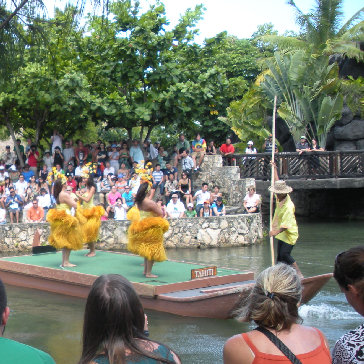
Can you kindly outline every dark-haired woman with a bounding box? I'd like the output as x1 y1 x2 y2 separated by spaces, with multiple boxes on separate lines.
76 174 105 257
224 263 331 364
127 182 169 278
332 246 364 363
78 274 180 364
47 178 84 267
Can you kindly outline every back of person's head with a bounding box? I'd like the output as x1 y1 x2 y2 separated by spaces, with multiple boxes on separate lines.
79 274 176 364
334 246 364 301
0 279 7 319
236 263 302 331
134 183 149 206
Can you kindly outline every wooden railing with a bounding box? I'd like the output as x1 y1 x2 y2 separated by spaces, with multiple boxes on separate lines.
231 151 364 180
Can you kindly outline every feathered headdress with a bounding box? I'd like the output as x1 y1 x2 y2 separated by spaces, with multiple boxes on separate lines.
135 162 153 187
81 162 97 179
47 167 67 185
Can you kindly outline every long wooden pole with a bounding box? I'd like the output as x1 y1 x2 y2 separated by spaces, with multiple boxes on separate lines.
269 96 277 266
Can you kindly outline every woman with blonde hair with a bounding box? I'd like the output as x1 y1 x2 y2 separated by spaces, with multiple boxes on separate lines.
224 263 331 364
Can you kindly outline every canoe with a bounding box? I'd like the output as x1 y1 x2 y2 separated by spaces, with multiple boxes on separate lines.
0 250 332 319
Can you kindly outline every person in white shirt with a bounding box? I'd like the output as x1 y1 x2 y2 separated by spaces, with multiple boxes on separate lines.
14 174 28 198
0 166 9 183
113 198 127 221
166 193 185 218
243 185 261 213
37 188 52 216
103 161 115 178
193 183 210 216
0 207 6 224
43 151 54 172
51 129 63 153
75 163 84 177
63 141 75 166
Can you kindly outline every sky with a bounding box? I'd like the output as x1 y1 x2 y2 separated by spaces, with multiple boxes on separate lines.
46 0 363 42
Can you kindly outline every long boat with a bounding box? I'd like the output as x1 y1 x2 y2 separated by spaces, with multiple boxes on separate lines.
0 249 332 319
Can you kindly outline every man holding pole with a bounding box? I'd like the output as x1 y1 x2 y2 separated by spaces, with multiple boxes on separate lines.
269 163 303 278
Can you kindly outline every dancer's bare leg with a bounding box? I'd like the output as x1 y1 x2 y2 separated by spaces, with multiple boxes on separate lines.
145 260 158 278
143 258 147 274
86 243 96 257
62 248 76 267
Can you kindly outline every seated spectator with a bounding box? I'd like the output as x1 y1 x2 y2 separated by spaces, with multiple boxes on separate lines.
23 186 36 222
210 185 222 204
5 187 23 223
156 197 166 217
150 164 164 200
2 145 16 170
185 203 196 217
200 200 211 217
113 197 127 221
129 172 141 197
52 146 64 168
38 177 49 194
78 274 180 364
74 162 84 179
115 174 127 194
220 138 235 166
163 161 178 182
0 206 6 224
0 166 8 184
223 264 331 364
66 173 77 193
332 246 364 364
28 175 39 196
118 142 130 168
42 150 53 172
164 174 179 203
0 278 56 363
8 165 19 183
39 165 49 181
14 174 27 199
106 185 122 217
37 188 52 216
211 197 226 216
118 162 129 180
193 182 210 216
157 146 168 172
99 173 114 207
166 193 185 218
179 148 194 180
243 185 261 214
191 133 206 171
206 141 216 155
178 171 192 205
122 185 134 210
27 198 44 223
65 163 75 177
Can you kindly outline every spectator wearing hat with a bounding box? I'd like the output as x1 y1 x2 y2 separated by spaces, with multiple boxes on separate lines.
108 144 120 172
2 146 16 170
166 193 185 218
43 150 53 172
200 200 211 217
263 134 278 154
8 165 19 182
185 203 197 217
27 144 39 176
243 185 261 214
296 136 310 154
211 196 226 216
295 136 310 176
115 174 128 194
269 163 302 278
220 138 235 166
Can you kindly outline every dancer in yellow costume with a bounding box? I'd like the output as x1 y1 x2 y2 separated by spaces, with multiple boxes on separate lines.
76 165 105 257
47 178 84 267
127 182 169 278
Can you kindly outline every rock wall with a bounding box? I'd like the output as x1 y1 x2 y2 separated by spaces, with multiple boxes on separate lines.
0 214 263 253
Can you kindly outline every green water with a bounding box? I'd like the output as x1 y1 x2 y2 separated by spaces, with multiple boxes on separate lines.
3 220 363 364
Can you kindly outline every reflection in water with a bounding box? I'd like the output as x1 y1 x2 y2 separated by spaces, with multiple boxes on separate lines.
2 220 363 364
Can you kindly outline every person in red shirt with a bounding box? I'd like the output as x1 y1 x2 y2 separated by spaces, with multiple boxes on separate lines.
66 173 77 193
220 138 235 166
26 144 39 176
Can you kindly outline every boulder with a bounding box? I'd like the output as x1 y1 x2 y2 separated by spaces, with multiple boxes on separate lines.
335 140 357 151
334 119 364 140
335 106 354 126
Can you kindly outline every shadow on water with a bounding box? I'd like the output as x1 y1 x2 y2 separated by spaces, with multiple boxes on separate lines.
2 220 364 364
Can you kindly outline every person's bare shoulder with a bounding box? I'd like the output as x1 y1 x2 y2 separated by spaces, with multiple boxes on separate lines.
223 334 253 364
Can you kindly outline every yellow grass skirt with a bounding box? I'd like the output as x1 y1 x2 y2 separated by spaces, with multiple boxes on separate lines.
127 207 169 262
46 209 84 250
76 205 105 244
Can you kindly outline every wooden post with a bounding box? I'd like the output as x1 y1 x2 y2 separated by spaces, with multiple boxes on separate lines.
269 96 277 267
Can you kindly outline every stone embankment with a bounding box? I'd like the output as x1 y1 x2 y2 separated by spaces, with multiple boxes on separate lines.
0 214 263 253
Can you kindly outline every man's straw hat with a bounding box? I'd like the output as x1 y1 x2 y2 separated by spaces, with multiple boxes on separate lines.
268 180 293 194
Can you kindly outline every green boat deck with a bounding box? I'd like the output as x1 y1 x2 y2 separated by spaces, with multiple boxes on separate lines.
0 250 243 287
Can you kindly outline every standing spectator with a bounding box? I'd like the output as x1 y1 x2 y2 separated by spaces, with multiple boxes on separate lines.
193 183 210 216
295 136 310 175
200 200 211 217
174 134 190 167
122 185 134 209
296 135 310 154
150 164 164 200
75 140 88 166
179 148 194 180
63 140 75 166
166 193 185 218
108 144 120 172
27 144 39 176
2 146 16 170
206 141 216 155
185 203 196 217
244 141 257 176
5 187 23 223
27 198 44 222
113 197 127 221
211 197 226 216
164 174 179 203
191 133 206 171
14 174 27 199
14 139 25 167
118 142 130 168
51 129 63 153
42 150 53 172
25 138 32 154
105 185 121 217
157 146 168 171
96 142 108 175
52 146 64 168
220 138 235 166
129 139 144 166
263 134 278 153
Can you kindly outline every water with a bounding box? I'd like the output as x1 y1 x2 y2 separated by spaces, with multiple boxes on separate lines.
3 220 363 364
